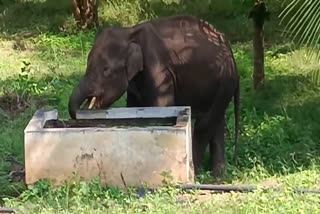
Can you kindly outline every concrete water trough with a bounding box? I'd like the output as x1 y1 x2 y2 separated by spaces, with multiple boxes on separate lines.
24 106 194 188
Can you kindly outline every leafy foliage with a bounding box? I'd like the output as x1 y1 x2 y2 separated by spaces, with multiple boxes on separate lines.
279 0 320 84
279 0 320 50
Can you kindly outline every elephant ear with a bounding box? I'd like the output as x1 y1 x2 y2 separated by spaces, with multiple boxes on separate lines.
126 42 143 80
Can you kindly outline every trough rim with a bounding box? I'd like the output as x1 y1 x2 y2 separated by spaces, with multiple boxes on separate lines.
24 106 192 133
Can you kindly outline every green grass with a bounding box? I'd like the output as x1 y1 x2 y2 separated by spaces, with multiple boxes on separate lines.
1 0 320 213
2 170 320 213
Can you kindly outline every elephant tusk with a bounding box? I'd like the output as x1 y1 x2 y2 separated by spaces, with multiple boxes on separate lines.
88 97 96 109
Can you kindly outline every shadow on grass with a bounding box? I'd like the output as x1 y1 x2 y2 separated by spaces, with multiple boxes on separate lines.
0 0 122 40
242 74 315 113
0 0 288 44
148 1 286 43
0 0 73 37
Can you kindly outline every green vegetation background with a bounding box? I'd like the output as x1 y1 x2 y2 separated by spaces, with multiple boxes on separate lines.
0 0 319 213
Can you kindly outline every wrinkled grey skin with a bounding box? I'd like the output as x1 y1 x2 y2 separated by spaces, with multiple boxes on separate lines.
68 15 240 178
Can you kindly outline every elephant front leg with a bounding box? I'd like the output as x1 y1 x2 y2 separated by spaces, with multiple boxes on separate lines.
126 89 141 107
209 118 226 178
127 75 144 107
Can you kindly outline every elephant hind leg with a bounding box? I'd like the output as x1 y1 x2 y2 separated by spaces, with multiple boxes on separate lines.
209 118 226 178
192 118 211 176
206 86 234 178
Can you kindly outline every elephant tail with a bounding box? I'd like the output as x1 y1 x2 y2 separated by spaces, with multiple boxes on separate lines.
233 70 240 166
225 40 240 166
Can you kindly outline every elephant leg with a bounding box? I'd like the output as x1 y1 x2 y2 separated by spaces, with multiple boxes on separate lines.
192 118 211 175
206 85 234 177
209 118 226 178
126 89 141 107
127 72 144 107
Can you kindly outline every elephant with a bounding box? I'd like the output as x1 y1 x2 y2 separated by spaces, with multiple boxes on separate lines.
68 15 240 178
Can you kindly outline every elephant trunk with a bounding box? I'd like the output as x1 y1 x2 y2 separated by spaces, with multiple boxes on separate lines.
68 79 90 119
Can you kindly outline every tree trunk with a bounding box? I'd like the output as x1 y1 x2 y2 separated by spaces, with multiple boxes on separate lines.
71 0 98 29
249 1 270 90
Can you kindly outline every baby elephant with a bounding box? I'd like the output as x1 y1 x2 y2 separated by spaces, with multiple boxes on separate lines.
68 15 240 178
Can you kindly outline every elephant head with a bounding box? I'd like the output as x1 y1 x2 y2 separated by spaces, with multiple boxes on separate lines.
68 27 144 119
